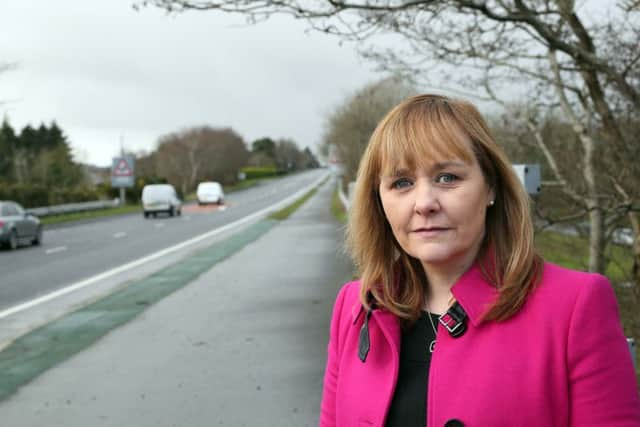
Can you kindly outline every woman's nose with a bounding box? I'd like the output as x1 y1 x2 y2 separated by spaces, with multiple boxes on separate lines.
413 180 440 215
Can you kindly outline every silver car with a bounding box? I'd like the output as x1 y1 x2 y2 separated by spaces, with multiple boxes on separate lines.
0 201 42 250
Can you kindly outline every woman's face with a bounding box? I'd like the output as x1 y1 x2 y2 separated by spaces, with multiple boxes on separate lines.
378 137 494 274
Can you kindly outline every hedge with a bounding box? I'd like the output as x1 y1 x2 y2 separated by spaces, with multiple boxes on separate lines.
0 183 102 208
240 166 286 180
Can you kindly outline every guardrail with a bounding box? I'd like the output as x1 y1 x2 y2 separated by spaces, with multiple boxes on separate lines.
338 181 350 211
27 199 121 217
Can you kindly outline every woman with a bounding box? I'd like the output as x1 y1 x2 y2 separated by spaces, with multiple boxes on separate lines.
319 94 640 427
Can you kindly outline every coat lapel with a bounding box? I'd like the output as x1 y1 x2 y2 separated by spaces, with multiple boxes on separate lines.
451 262 499 327
372 309 400 356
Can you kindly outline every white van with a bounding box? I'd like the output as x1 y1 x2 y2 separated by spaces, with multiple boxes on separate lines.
196 181 225 205
141 184 182 218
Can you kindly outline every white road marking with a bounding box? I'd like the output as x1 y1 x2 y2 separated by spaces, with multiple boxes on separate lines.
183 216 191 221
45 246 67 255
113 232 127 239
155 223 165 228
218 206 227 211
0 173 328 320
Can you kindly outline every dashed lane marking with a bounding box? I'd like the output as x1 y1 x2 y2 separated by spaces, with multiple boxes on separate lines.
45 246 67 255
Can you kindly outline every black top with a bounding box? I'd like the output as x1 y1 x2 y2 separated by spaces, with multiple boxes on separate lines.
385 311 439 427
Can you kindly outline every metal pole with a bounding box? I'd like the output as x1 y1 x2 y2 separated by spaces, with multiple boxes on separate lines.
119 187 126 206
629 338 637 370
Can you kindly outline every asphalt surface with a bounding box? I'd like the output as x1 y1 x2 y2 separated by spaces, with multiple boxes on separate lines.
0 170 325 311
0 176 354 426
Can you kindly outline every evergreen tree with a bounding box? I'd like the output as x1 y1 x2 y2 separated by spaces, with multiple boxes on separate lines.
47 121 67 148
251 137 276 158
18 124 38 151
0 117 16 181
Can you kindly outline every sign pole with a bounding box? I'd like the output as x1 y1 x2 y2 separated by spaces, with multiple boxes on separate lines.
119 187 126 206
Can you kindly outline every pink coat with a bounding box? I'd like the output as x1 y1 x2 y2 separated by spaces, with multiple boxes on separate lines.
320 262 640 426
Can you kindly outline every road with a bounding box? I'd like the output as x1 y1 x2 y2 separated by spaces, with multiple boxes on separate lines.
0 170 325 311
0 174 353 426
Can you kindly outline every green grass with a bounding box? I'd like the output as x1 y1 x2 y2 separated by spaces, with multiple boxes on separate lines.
40 204 142 226
268 188 317 221
535 231 633 284
331 186 348 224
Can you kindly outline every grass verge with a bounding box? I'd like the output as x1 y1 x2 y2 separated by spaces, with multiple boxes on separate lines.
331 186 348 224
535 230 632 284
268 188 317 221
40 204 142 227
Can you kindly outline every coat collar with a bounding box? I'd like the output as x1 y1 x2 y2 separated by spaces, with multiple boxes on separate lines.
450 262 499 327
351 296 400 335
348 260 497 334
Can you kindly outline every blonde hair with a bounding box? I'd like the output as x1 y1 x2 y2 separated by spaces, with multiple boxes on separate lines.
346 94 542 323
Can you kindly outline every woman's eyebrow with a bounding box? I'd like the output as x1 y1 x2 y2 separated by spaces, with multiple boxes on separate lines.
432 160 467 170
383 160 468 178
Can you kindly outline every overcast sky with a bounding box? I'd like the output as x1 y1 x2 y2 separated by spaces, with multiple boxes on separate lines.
0 0 383 167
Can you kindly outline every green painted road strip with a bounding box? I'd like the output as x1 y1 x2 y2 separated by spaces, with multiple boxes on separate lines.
0 219 277 402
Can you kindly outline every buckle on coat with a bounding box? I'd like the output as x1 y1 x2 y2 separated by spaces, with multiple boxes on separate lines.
438 302 467 338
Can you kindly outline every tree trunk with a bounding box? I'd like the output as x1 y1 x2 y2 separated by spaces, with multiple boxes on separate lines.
628 211 640 324
587 204 605 273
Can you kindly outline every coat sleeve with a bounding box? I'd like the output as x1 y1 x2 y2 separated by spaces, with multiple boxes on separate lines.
319 282 352 427
567 274 640 426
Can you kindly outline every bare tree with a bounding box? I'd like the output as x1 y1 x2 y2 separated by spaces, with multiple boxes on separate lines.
154 126 249 195
322 77 416 184
197 127 250 183
140 0 639 274
273 138 306 171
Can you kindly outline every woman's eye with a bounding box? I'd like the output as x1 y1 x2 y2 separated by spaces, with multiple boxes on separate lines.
436 173 458 184
391 178 412 189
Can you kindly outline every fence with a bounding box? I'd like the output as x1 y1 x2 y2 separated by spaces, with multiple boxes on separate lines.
27 200 120 217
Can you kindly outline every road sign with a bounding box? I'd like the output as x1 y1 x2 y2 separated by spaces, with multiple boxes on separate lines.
513 164 540 195
111 155 135 188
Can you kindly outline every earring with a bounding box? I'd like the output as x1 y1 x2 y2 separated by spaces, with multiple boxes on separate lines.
488 200 495 206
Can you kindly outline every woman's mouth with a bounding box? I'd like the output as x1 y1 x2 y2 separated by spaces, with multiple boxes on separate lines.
413 227 451 237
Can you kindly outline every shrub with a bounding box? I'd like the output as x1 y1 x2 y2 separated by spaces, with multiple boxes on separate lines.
0 183 101 207
240 166 285 180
